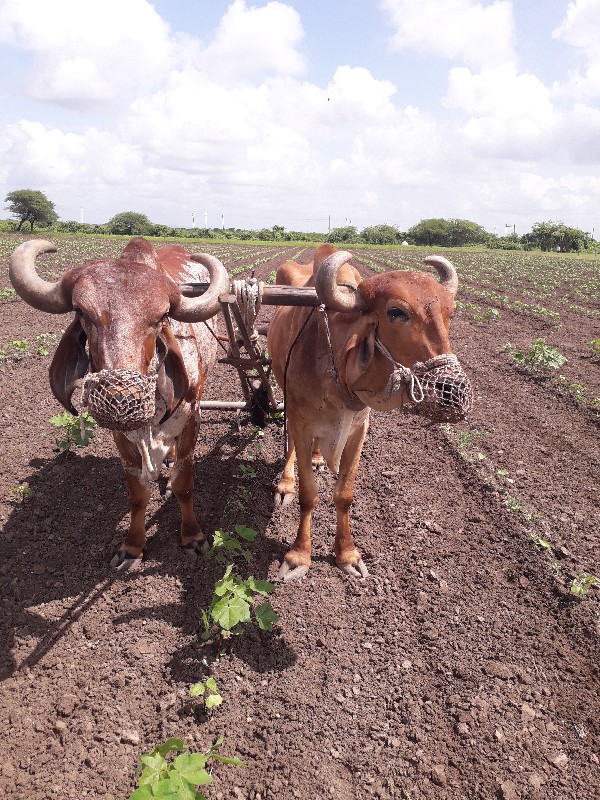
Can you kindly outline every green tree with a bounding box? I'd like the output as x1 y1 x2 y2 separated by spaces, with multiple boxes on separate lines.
328 225 359 244
407 218 489 247
5 189 58 231
523 220 588 252
406 218 449 246
107 211 153 236
360 224 401 245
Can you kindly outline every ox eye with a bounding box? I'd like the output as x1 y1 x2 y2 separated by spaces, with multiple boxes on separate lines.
387 307 409 322
154 312 169 326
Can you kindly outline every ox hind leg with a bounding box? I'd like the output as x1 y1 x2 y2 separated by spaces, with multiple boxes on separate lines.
274 428 297 507
277 422 318 581
170 416 207 556
332 419 369 578
274 432 325 508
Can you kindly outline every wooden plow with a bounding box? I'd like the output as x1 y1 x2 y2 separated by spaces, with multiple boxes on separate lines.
180 278 320 425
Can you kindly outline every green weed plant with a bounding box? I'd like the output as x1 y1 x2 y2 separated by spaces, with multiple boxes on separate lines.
128 736 242 800
200 564 278 641
510 338 566 374
49 411 97 450
189 678 223 710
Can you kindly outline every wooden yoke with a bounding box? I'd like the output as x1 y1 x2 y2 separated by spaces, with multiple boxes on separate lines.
180 282 320 307
180 280 319 418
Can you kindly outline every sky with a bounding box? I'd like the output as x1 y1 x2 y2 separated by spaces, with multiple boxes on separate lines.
1 0 599 236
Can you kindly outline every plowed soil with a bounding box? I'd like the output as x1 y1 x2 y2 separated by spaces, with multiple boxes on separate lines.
0 236 598 800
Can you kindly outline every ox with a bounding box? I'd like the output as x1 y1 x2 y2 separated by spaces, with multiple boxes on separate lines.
267 244 472 581
9 237 229 569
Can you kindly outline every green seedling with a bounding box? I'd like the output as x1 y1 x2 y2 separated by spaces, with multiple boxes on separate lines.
570 572 599 597
505 495 523 513
587 338 600 360
511 338 566 373
482 307 500 322
456 429 483 449
189 678 223 710
35 332 61 356
206 525 258 565
495 469 514 483
530 533 552 550
49 411 97 450
0 287 17 302
0 339 29 360
265 270 277 284
201 564 278 641
128 736 242 800
11 485 31 502
238 463 257 480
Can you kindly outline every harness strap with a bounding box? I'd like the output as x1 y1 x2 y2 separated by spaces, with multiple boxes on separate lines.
374 336 425 403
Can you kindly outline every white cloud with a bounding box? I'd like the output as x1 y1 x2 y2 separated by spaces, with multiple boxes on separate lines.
380 0 515 68
445 64 556 158
553 0 600 52
552 0 600 102
0 0 172 107
196 0 305 85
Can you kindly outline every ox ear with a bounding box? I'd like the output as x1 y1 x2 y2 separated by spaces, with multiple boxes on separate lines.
156 326 190 422
49 317 89 413
341 319 377 392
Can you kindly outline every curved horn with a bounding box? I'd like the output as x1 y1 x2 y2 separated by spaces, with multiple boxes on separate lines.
169 253 229 323
9 239 72 313
315 250 365 312
423 255 458 297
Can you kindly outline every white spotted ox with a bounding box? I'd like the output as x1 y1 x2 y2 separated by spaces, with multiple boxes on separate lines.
267 244 472 581
9 237 229 569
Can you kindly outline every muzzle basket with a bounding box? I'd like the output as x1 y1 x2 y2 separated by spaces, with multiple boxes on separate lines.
81 368 157 431
413 355 473 423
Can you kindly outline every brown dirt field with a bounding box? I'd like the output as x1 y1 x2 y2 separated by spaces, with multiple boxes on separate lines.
0 236 598 800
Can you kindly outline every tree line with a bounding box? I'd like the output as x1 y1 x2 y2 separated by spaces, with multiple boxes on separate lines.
3 189 597 253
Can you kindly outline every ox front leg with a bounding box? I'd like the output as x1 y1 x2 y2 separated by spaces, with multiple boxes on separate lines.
172 417 207 557
277 425 318 582
333 420 369 579
111 433 151 570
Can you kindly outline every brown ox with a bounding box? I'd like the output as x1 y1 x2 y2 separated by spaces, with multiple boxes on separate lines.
9 237 229 569
267 244 472 581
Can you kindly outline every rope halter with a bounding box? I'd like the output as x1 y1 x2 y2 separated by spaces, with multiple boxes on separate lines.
375 336 473 422
232 278 263 344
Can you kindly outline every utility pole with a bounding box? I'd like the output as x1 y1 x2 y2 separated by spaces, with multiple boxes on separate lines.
328 215 331 234
221 214 225 230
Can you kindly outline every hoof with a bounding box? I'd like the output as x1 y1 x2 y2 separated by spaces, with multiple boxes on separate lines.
164 486 173 500
340 558 369 579
277 561 309 582
110 550 143 572
274 490 295 508
182 539 209 558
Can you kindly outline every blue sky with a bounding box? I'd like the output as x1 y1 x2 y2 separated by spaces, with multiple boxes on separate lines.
1 0 599 235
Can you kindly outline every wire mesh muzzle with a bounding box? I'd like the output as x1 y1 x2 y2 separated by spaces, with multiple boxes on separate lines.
81 368 157 431
413 355 473 423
